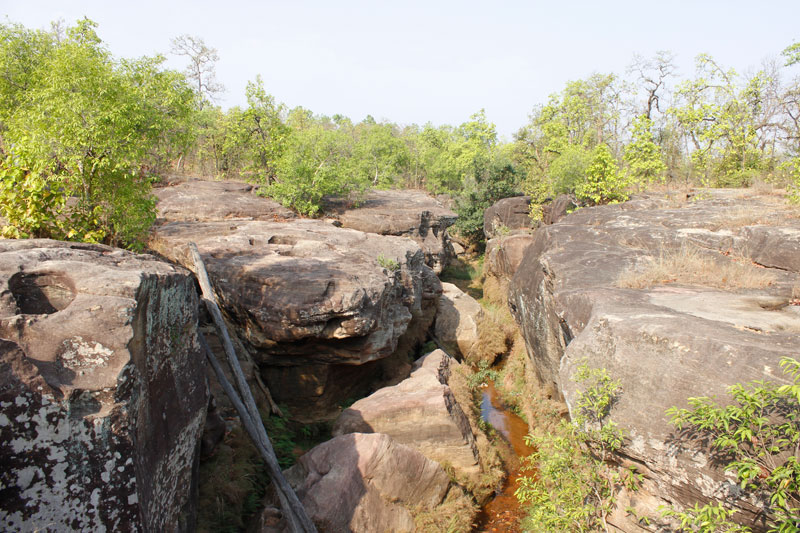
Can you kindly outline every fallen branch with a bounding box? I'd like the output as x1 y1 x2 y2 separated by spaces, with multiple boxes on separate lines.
189 242 316 533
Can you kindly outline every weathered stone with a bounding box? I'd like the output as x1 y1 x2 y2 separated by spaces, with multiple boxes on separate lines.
485 233 537 281
483 195 533 239
434 282 482 358
327 189 458 274
508 191 800 522
149 219 441 418
155 179 296 223
0 239 207 531
333 350 480 478
278 433 453 533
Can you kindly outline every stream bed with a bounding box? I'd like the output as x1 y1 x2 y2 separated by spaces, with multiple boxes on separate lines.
473 380 534 532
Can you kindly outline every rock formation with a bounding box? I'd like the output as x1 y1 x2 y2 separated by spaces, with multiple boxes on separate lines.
263 432 457 532
0 239 207 531
150 217 440 419
155 179 296 223
508 191 800 525
326 189 458 274
333 350 480 479
434 282 482 358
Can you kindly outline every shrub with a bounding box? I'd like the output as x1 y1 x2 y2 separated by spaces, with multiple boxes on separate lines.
665 357 800 532
576 143 630 205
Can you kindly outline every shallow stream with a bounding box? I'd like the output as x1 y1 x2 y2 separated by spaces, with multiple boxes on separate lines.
472 380 534 532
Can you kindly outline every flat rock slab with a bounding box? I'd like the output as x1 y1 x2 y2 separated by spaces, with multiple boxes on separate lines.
435 282 483 358
508 191 800 522
333 350 479 478
279 432 453 533
150 218 441 417
155 179 296 223
0 239 207 531
327 189 458 274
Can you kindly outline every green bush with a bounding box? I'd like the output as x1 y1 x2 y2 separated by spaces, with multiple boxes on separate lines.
665 357 800 532
575 144 630 205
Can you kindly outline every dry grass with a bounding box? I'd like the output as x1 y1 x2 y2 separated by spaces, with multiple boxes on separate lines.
412 485 477 533
709 204 793 231
197 425 267 533
618 244 775 290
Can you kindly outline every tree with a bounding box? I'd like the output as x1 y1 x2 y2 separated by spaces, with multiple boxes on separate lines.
170 34 224 107
0 18 195 249
627 51 676 120
671 54 770 186
576 143 629 205
624 115 667 187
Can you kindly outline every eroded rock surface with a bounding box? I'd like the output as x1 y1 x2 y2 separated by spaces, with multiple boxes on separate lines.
276 432 454 533
327 189 458 274
155 179 296 223
508 191 800 525
434 282 482 358
150 219 440 418
0 239 207 531
333 350 480 479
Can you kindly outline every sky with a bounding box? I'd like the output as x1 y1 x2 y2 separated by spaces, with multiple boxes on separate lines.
3 1 799 139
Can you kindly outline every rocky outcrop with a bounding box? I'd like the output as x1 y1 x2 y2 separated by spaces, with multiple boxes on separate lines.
483 195 533 239
484 194 577 282
155 179 296 223
508 191 800 524
333 350 480 479
150 219 440 419
0 240 207 531
327 189 458 274
434 282 482 358
485 233 536 281
269 432 455 533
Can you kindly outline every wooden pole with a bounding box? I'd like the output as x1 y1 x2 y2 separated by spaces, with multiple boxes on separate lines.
189 243 317 533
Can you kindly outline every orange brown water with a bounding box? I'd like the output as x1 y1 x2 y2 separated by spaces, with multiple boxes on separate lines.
472 381 534 532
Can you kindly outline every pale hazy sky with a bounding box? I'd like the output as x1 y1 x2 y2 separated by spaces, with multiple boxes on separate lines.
3 1 799 138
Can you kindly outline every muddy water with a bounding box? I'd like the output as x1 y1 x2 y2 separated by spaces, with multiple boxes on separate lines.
473 380 534 532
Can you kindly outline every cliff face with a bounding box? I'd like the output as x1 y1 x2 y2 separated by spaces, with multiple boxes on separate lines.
0 240 208 531
507 191 800 527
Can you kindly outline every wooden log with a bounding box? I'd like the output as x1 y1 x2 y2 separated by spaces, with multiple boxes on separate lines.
189 243 317 533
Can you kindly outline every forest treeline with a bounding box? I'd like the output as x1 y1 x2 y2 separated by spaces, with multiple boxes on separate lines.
1 18 799 249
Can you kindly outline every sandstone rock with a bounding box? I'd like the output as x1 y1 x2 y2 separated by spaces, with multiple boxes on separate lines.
155 179 296 223
483 194 576 282
332 350 480 479
0 239 207 531
279 433 453 533
149 219 441 419
434 282 482 357
485 233 537 281
327 189 458 274
483 195 532 239
508 191 800 522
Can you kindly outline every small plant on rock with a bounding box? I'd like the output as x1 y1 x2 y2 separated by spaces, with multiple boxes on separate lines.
376 253 400 272
664 357 800 532
515 362 636 532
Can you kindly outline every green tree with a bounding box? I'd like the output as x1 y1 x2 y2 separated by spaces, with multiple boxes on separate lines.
624 115 667 187
0 18 195 249
576 143 629 205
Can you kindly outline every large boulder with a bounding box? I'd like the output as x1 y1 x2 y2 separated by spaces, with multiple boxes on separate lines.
0 240 207 531
327 189 458 274
273 432 455 533
483 195 533 239
434 282 482 358
508 191 800 524
333 350 480 479
155 179 296 223
150 219 441 419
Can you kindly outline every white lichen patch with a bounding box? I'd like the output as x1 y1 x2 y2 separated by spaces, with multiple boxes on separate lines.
58 336 114 370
